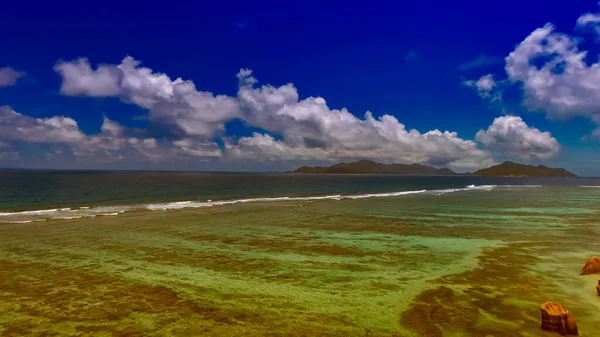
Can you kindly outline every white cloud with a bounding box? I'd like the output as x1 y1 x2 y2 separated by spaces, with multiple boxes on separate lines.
172 138 222 158
458 10 600 140
40 56 568 169
0 106 224 166
463 74 498 99
577 12 600 25
0 67 24 87
55 57 240 138
0 106 85 143
505 20 600 124
72 118 222 162
458 54 503 71
54 59 121 96
576 12 600 35
225 132 494 170
476 116 559 160
233 70 493 170
52 57 500 170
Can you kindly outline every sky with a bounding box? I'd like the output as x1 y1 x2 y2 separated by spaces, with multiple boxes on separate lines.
2 0 600 175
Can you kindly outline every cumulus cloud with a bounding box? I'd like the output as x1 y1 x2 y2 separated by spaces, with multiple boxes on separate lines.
476 116 559 160
504 23 600 120
71 117 159 160
42 56 566 169
172 138 222 158
0 107 151 162
0 106 85 143
51 60 500 170
503 10 600 135
233 70 493 170
0 106 225 167
461 9 600 140
54 59 122 96
55 57 240 138
70 117 224 163
463 74 498 98
0 67 24 87
576 12 600 35
458 54 503 71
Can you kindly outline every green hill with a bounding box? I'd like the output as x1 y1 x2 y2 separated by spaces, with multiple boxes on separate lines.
294 160 456 175
472 161 577 177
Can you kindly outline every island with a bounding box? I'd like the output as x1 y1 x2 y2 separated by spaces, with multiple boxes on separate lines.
294 160 456 175
293 160 578 177
470 161 577 178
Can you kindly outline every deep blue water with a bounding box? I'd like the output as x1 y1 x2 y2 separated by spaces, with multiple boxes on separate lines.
1 169 599 212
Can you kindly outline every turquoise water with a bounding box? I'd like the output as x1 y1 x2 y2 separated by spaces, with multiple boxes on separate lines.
1 172 600 336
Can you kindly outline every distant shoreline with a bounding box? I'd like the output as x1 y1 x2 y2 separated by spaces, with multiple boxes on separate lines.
294 160 578 178
0 164 580 178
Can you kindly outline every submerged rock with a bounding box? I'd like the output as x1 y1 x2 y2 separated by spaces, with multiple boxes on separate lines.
540 302 578 336
596 280 600 296
581 256 600 275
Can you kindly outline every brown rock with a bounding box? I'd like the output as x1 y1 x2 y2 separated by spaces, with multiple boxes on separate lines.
596 280 600 296
581 256 600 275
540 302 578 336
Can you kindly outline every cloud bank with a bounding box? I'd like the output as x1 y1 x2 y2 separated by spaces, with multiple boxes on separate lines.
233 70 493 169
1 55 563 170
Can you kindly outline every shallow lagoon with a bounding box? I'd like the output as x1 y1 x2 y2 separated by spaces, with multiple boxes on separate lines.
1 187 600 336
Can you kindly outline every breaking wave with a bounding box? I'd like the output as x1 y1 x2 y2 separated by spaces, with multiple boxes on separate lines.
146 190 428 210
0 184 553 223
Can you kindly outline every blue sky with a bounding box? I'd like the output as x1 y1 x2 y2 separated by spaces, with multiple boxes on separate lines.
2 0 600 175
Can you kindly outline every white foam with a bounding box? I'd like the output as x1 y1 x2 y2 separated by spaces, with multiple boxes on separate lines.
298 195 343 201
2 219 46 224
466 184 541 191
431 185 497 195
0 208 59 216
468 184 496 190
498 184 542 188
432 184 542 196
52 216 83 220
144 191 430 210
580 186 600 188
146 201 213 210
433 188 466 195
145 195 347 210
2 184 532 222
344 190 426 199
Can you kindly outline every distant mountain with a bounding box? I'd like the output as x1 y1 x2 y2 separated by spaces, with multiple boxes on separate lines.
293 160 456 175
471 161 577 178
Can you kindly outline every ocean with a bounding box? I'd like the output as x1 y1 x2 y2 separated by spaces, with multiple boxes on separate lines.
1 170 600 336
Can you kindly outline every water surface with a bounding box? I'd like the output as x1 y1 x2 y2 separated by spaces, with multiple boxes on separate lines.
1 172 599 336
